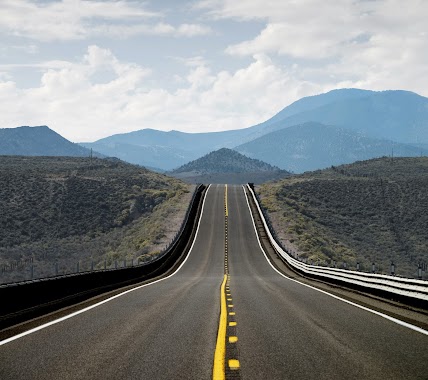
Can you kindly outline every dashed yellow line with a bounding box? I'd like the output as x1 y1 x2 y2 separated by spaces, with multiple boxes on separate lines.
229 359 240 370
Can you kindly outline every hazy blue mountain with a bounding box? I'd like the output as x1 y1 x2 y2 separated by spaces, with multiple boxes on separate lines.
0 126 94 157
169 148 290 184
249 90 428 143
249 88 373 134
236 122 428 173
81 88 428 170
80 141 190 170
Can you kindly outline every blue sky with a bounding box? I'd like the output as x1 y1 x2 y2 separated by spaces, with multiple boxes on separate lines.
0 0 427 141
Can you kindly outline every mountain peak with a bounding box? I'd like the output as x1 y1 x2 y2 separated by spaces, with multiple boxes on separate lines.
0 125 93 157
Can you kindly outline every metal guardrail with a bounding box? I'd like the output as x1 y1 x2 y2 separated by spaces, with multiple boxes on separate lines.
247 184 428 303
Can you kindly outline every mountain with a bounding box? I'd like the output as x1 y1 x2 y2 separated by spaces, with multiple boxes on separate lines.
80 140 190 171
257 157 428 279
169 148 290 184
236 122 428 173
249 90 428 143
0 126 95 157
80 88 428 171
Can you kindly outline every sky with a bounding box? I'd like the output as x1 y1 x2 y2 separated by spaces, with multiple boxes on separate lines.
0 0 427 142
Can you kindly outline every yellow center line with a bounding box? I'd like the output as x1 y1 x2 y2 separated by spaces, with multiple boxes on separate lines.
225 184 228 217
213 274 227 380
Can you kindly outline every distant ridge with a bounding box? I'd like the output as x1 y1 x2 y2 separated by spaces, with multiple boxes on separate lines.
0 126 95 157
170 148 290 184
236 122 428 173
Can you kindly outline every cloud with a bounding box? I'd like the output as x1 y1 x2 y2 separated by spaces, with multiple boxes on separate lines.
0 45 323 141
197 0 428 95
0 0 212 41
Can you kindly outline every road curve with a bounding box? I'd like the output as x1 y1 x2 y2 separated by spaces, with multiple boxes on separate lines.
1 184 427 380
0 184 225 380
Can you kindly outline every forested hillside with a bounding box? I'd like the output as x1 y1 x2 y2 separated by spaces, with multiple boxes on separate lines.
0 156 191 283
257 157 428 278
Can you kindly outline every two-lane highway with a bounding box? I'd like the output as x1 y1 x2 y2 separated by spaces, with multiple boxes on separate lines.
1 184 427 380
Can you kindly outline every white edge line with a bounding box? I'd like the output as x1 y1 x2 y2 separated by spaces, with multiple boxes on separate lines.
242 185 428 337
0 184 212 346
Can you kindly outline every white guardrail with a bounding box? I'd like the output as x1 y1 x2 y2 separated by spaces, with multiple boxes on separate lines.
247 185 428 303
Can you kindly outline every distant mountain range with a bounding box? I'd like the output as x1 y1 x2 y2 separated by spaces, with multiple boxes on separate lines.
169 148 289 184
0 126 94 157
80 88 428 172
3 88 428 173
236 122 428 173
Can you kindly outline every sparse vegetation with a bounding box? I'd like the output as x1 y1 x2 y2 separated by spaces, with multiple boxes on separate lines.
0 156 192 283
257 157 428 278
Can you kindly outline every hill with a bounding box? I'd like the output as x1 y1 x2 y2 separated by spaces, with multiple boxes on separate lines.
236 122 428 173
81 128 245 171
170 148 290 184
257 157 428 279
0 156 191 283
0 126 95 157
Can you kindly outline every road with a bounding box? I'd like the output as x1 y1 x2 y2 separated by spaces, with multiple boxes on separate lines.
1 184 427 379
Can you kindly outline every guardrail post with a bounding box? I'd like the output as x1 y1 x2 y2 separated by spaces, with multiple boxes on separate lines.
391 261 395 276
356 262 360 271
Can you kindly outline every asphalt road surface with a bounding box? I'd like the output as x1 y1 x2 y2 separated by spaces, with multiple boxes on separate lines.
1 184 427 379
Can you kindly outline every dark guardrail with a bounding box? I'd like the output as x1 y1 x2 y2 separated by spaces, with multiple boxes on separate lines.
0 184 207 331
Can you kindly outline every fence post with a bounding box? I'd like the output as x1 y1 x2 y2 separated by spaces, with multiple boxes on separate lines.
390 261 395 276
356 262 360 271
